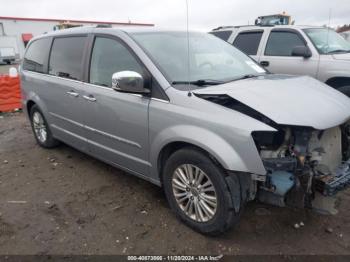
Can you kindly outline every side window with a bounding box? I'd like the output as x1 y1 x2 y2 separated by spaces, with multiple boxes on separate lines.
233 31 263 55
265 31 306 56
49 36 86 80
23 38 51 73
210 31 232 42
89 37 143 88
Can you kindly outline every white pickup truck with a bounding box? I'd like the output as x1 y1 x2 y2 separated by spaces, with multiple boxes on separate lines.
0 36 19 64
210 25 350 96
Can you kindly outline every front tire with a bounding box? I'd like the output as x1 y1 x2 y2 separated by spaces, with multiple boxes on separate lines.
29 105 59 148
163 147 242 235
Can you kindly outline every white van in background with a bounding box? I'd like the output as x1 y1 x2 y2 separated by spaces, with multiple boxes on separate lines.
0 35 19 64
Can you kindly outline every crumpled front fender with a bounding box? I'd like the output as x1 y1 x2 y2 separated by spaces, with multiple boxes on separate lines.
150 124 267 181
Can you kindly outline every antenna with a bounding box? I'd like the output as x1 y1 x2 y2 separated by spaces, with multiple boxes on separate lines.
326 8 332 53
185 0 192 97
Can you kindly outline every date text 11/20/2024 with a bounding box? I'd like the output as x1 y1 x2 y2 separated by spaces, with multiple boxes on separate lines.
127 255 223 261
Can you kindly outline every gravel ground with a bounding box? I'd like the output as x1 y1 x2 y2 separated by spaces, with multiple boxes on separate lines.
0 112 350 256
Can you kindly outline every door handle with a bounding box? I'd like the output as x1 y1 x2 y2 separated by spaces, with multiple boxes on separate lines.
260 61 270 67
83 95 97 102
66 91 79 97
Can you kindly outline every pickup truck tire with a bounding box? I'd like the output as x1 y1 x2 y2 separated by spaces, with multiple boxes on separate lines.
162 147 242 235
337 86 350 97
29 105 60 148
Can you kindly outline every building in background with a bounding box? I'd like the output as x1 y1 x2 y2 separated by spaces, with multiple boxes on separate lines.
0 16 154 61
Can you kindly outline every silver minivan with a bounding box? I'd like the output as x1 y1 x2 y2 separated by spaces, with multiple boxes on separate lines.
20 26 350 235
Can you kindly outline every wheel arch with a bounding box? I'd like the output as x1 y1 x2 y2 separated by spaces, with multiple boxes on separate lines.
325 77 350 89
150 125 266 185
157 141 224 186
23 91 50 121
26 100 36 116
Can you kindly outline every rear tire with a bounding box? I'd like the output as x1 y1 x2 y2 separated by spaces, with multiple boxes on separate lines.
162 147 242 235
29 105 60 148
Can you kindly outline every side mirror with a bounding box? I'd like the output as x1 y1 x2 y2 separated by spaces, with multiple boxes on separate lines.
291 46 312 58
112 71 150 94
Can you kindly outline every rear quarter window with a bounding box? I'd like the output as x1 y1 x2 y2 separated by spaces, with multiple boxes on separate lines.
233 31 263 55
23 38 51 73
210 30 232 41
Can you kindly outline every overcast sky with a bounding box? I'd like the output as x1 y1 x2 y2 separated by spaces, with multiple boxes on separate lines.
1 0 349 31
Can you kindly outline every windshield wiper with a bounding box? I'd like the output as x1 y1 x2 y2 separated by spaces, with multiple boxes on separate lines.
225 74 260 83
172 79 224 86
172 75 261 86
326 49 350 54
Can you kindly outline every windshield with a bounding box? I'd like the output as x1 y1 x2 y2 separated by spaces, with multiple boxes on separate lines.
130 31 266 89
304 28 350 54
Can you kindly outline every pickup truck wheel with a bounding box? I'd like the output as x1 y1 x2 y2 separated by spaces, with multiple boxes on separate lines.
163 147 242 235
337 86 350 97
29 105 60 148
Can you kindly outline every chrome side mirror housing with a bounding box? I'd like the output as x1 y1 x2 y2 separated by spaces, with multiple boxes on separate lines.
112 71 150 94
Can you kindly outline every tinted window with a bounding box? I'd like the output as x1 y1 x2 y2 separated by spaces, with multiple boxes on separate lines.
90 37 143 87
265 31 305 56
233 31 263 55
210 30 232 41
49 37 86 80
23 38 51 73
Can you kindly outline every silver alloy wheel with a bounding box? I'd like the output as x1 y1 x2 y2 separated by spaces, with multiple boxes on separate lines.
32 111 47 143
172 164 217 222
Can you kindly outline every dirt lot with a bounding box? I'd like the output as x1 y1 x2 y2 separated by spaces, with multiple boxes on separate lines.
0 112 350 256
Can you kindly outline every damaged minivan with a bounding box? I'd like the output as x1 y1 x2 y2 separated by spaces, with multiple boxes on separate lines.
20 27 350 235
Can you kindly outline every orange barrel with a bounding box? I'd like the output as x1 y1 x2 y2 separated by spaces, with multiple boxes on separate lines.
0 75 22 112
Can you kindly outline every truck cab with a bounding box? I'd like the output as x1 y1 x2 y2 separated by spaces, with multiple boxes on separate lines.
210 25 350 96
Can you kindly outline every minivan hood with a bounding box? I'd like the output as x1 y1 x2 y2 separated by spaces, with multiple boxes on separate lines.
194 75 350 130
332 53 350 61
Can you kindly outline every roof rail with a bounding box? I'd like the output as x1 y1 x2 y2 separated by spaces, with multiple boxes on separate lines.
255 24 275 27
212 24 275 31
96 24 112 28
212 26 234 31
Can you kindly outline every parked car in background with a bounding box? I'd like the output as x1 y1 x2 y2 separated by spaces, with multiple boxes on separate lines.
20 27 350 235
0 35 19 64
210 25 350 96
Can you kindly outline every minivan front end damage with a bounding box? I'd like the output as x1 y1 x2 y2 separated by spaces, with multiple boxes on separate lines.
252 124 350 208
194 78 350 210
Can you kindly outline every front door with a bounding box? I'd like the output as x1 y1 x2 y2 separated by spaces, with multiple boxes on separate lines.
82 36 150 176
258 29 319 77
